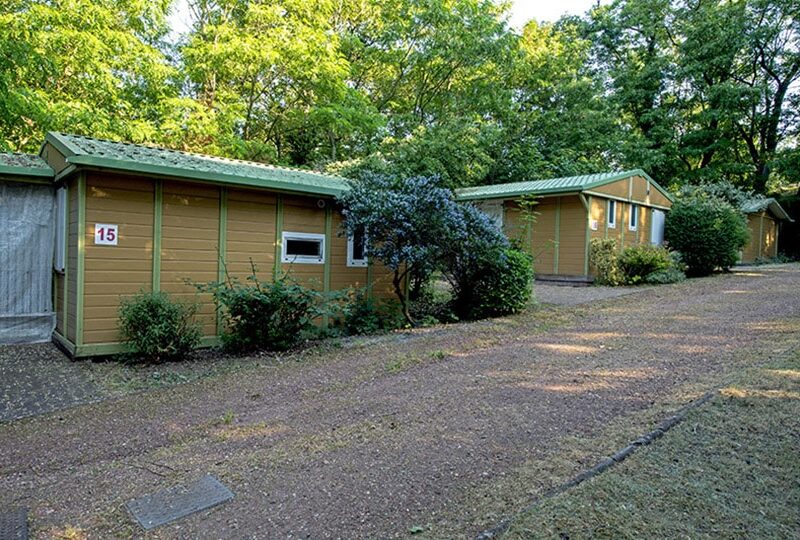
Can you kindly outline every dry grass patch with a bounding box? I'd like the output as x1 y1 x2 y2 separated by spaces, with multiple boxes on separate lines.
502 349 800 539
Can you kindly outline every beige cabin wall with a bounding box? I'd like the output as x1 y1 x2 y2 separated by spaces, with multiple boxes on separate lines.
82 174 154 344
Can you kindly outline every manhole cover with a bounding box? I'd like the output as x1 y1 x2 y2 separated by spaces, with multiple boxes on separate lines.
0 507 27 540
126 475 234 530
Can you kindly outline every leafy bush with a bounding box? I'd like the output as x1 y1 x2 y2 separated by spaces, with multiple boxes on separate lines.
339 173 463 324
618 244 672 284
409 279 458 325
590 238 624 285
340 288 404 335
118 291 201 363
643 251 687 284
444 203 515 319
665 197 749 276
464 247 534 319
199 272 322 352
591 240 686 285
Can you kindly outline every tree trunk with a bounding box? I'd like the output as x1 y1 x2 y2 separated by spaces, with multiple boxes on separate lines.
392 269 413 325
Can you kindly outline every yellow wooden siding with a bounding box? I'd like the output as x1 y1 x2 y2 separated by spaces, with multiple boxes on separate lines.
531 199 557 274
329 211 368 293
763 217 777 257
66 182 78 342
161 181 219 336
226 189 276 282
649 188 671 208
741 215 760 262
82 174 154 344
621 203 640 248
557 196 587 275
280 196 326 289
592 178 629 199
589 197 606 241
742 213 778 262
632 177 648 202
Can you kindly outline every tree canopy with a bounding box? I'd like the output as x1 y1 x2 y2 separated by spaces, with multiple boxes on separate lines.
2 0 798 194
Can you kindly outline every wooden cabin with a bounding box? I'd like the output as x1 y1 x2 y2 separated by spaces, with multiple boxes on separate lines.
740 198 793 263
456 170 674 282
19 132 395 357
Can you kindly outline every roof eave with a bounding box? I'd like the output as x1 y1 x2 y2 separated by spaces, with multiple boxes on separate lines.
456 187 581 201
65 155 346 198
0 164 54 179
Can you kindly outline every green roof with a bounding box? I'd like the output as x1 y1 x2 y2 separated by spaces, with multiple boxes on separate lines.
0 153 54 178
46 132 349 197
742 197 793 221
455 169 674 203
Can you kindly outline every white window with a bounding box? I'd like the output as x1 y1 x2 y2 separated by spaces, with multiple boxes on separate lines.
629 204 638 231
607 200 617 229
54 187 66 272
347 225 368 267
281 232 325 264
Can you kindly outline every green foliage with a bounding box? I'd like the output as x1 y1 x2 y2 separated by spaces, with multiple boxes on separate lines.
462 247 534 320
118 291 201 363
199 271 322 352
618 244 672 285
665 197 749 276
591 240 686 285
409 281 458 325
340 288 403 335
3 0 798 193
590 238 624 286
338 173 463 323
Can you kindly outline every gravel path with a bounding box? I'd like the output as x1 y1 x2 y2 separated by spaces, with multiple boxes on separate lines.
534 282 647 306
0 264 798 538
0 343 100 422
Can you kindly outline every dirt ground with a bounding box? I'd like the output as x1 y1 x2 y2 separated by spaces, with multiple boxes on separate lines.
1 264 799 539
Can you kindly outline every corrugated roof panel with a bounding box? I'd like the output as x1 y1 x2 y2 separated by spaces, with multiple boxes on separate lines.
46 132 349 196
455 169 674 203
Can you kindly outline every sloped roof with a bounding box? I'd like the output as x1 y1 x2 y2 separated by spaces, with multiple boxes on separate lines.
0 153 54 178
45 132 349 197
742 197 793 221
455 169 674 203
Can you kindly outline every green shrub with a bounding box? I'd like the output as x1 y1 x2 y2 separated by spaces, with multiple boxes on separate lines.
644 251 687 284
340 288 404 335
409 280 458 324
459 247 534 320
590 238 624 286
118 291 201 363
665 197 749 276
200 272 322 352
619 244 672 284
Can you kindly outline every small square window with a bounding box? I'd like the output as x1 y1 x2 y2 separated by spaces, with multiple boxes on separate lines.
282 232 325 264
607 200 617 228
347 226 368 267
629 204 638 231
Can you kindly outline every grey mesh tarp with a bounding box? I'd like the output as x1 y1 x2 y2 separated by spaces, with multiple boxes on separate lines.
0 181 56 344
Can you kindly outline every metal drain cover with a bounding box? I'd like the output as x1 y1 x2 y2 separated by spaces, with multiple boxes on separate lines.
126 475 234 530
0 507 27 540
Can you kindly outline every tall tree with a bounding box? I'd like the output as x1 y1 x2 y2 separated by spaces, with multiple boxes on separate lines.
0 0 175 152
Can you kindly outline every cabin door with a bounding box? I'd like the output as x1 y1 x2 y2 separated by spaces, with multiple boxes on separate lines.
651 209 665 245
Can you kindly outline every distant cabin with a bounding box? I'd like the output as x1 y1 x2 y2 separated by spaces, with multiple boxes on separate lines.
456 170 674 282
740 198 793 263
2 132 397 356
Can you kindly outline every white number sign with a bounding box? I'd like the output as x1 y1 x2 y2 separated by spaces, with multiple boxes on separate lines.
94 224 118 245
